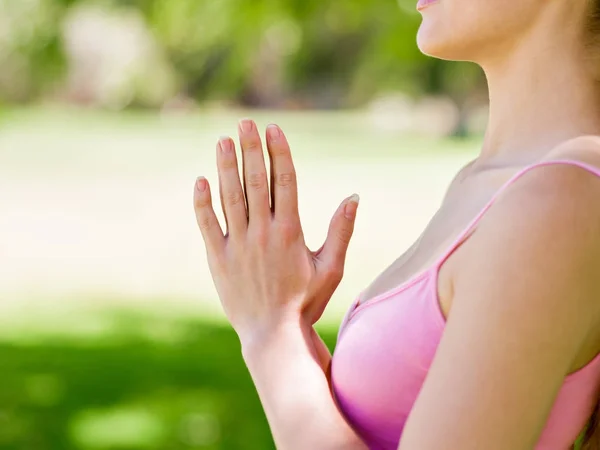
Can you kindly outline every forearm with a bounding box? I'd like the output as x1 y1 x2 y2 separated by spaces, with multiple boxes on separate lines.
310 326 333 375
242 321 366 450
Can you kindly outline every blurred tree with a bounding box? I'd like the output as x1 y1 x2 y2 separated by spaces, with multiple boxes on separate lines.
0 0 487 112
0 0 68 102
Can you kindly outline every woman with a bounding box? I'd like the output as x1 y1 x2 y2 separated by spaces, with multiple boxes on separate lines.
192 0 600 448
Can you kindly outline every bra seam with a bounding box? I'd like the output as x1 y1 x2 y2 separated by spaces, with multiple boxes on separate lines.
348 268 432 321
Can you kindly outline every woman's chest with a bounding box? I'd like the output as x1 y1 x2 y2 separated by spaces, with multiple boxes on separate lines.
332 274 445 449
357 169 505 308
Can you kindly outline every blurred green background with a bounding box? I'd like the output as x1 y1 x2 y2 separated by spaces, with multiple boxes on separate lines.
0 1 484 449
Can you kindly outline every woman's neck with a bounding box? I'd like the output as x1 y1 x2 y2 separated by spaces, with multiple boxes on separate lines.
479 9 600 167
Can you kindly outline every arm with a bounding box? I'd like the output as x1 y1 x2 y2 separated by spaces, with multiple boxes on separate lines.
243 321 365 450
311 326 333 375
193 120 365 450
399 164 600 449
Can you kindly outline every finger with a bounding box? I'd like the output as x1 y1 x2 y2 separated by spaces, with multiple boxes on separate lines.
218 175 229 233
218 172 243 235
217 137 247 236
266 124 299 223
315 194 360 276
193 177 225 252
238 119 270 225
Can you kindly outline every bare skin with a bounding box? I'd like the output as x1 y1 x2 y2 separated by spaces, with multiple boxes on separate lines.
193 0 600 448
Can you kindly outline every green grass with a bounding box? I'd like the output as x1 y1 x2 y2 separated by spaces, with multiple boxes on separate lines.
0 312 338 450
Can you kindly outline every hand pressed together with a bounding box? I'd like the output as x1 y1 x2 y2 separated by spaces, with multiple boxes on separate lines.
193 119 359 347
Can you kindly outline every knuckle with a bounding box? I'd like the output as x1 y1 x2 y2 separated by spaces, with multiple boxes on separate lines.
243 139 261 152
326 265 344 282
198 216 213 231
220 158 238 170
252 226 270 248
277 220 300 242
271 144 289 157
336 227 353 245
194 195 211 209
225 190 244 206
247 172 267 189
275 172 295 187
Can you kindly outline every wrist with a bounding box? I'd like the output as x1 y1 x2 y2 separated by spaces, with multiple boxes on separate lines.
240 316 313 367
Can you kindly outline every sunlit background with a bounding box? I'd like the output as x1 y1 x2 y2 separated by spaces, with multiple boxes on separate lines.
0 1 487 449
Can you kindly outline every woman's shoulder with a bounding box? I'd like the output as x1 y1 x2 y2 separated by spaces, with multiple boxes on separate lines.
545 134 600 165
502 135 600 213
518 135 600 209
455 138 600 372
461 136 600 314
472 142 600 255
489 141 600 243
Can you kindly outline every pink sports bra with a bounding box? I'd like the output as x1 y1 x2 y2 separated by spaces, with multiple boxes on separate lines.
331 160 600 450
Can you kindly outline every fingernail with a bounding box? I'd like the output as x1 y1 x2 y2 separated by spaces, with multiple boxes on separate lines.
267 124 281 140
196 177 207 192
219 137 232 153
345 194 360 219
239 119 254 133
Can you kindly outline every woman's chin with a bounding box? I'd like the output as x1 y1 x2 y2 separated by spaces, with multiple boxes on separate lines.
416 24 467 61
417 24 448 58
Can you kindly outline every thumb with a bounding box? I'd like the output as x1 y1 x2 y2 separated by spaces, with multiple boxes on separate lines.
315 194 360 275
